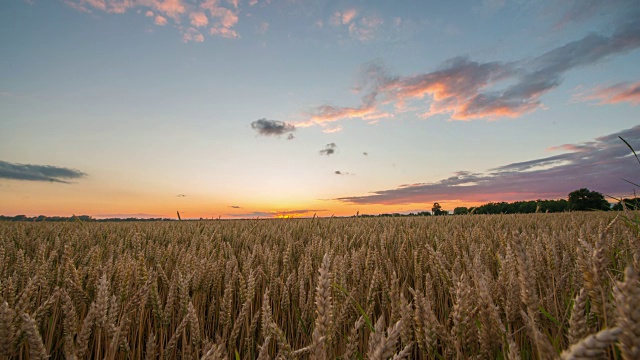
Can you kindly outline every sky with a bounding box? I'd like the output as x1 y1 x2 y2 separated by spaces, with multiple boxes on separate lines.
1 0 640 219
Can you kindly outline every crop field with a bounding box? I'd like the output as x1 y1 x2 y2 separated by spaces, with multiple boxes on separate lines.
0 212 639 359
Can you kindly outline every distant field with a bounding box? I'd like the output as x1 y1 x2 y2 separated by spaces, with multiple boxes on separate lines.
0 213 638 359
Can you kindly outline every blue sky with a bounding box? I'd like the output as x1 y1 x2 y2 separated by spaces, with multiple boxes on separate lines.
1 0 639 218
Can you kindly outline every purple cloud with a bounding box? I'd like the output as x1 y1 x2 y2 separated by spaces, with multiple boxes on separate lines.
335 125 640 205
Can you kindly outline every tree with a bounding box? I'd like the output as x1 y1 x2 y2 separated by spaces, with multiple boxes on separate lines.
432 202 447 216
568 188 610 211
453 207 468 215
612 198 640 211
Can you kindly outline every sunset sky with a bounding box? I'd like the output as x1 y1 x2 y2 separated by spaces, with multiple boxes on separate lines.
1 0 640 219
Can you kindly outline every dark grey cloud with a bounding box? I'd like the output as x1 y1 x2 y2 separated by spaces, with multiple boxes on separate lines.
335 170 354 175
363 152 368 156
319 143 338 156
251 118 296 136
230 205 241 209
311 5 640 121
0 160 86 183
336 125 640 205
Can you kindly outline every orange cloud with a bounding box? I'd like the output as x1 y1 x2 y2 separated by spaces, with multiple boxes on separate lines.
574 81 640 106
190 11 209 27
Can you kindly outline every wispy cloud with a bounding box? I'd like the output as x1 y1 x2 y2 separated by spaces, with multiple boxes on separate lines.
322 125 343 133
329 8 383 42
307 7 640 124
230 205 241 208
63 0 240 41
94 213 164 219
574 81 640 105
319 143 337 156
183 27 205 42
335 125 640 205
251 118 296 137
176 194 187 197
0 160 87 183
228 209 326 218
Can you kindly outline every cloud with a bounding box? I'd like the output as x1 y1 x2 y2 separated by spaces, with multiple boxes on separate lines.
0 161 87 183
363 152 368 156
319 143 337 156
154 15 167 26
251 118 296 137
228 209 326 218
329 8 382 42
64 0 240 40
94 213 164 219
348 15 383 41
183 27 205 42
190 11 208 27
202 0 239 38
335 170 353 175
296 91 393 128
341 9 357 25
287 133 295 140
335 125 640 205
574 81 640 105
176 194 187 197
322 125 343 133
256 21 269 34
306 7 640 124
230 205 241 208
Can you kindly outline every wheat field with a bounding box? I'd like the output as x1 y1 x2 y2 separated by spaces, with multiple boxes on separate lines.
0 212 638 359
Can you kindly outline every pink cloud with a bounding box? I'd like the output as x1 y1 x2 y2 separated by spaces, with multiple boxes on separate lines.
341 8 357 24
64 0 242 40
154 15 167 25
249 0 258 6
150 0 185 20
210 26 238 38
190 11 209 27
183 27 205 42
574 81 640 106
306 15 640 125
348 16 383 41
201 0 239 37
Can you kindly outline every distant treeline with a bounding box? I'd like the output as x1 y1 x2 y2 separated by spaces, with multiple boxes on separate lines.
2 191 638 221
359 193 639 217
0 215 174 222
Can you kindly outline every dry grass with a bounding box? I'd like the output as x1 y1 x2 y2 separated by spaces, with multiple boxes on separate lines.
0 212 638 359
